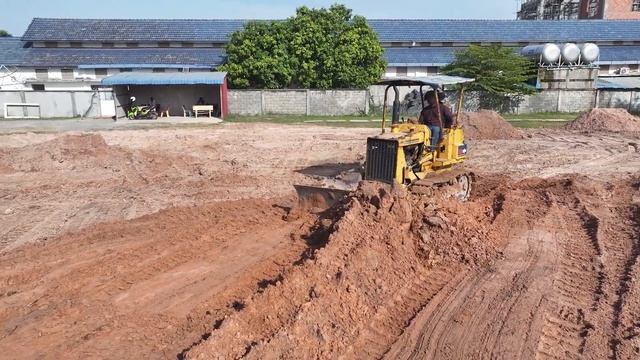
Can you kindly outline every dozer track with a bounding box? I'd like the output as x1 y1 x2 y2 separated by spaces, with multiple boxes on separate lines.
410 169 474 201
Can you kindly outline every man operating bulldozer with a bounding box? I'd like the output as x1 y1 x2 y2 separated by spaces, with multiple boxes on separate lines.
419 90 455 151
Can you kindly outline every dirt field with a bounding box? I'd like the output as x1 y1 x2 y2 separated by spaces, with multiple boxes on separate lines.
1 121 639 359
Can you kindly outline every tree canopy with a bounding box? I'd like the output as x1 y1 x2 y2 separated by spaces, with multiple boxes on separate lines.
220 4 386 89
0 30 11 37
442 45 536 111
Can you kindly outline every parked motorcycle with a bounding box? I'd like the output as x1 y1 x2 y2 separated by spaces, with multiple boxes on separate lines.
126 97 158 120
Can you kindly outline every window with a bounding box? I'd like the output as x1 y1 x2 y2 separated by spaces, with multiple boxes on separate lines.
61 69 74 80
31 84 45 91
633 0 640 11
158 41 170 47
35 69 49 80
391 42 403 47
70 41 82 47
182 42 194 48
396 67 408 76
427 66 439 75
120 68 132 72
94 68 108 76
102 42 115 48
126 42 139 48
587 0 599 17
44 41 58 48
152 68 165 73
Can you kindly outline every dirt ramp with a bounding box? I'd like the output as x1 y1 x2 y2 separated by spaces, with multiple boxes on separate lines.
565 108 640 133
186 181 531 359
459 110 525 140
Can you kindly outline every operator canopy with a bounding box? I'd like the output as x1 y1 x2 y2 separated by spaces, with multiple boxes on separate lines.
376 75 475 89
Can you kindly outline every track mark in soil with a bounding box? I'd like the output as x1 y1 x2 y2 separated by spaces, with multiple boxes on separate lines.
610 204 640 359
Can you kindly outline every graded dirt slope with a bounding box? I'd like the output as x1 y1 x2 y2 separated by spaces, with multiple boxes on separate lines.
565 108 640 133
459 110 525 140
0 198 318 359
186 176 640 360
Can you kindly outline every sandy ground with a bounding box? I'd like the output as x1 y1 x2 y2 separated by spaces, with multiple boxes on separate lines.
0 122 639 359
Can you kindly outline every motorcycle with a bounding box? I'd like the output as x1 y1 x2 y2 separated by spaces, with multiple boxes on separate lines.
126 97 158 120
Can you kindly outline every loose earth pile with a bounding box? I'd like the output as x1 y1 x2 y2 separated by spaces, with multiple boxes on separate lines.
565 108 640 133
459 110 526 140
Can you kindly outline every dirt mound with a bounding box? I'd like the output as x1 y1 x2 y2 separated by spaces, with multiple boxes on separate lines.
0 133 184 174
185 179 553 359
565 108 640 133
459 110 525 140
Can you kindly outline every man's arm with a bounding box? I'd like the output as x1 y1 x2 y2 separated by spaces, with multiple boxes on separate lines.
442 105 454 128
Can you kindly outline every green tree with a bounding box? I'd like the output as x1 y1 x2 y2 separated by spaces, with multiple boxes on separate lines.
220 4 386 89
0 30 11 37
442 45 535 111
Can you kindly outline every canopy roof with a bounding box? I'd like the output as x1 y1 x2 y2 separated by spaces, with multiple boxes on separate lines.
376 75 474 88
102 72 227 86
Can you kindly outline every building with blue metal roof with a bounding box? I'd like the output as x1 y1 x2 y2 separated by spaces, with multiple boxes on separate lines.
1 17 640 91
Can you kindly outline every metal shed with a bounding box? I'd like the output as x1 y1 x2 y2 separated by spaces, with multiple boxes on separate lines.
102 72 229 119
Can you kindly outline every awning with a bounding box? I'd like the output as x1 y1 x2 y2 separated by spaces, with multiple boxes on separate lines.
376 75 474 88
102 72 227 86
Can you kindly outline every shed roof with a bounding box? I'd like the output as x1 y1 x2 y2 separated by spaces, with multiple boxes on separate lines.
101 72 227 85
22 18 640 43
596 76 640 89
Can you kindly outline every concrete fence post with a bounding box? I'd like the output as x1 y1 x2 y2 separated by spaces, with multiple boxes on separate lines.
71 92 78 118
306 90 310 116
365 89 370 115
19 91 26 117
260 90 265 116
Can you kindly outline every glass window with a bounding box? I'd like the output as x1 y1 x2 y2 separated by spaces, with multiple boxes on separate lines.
152 68 165 73
633 0 640 11
396 67 408 76
61 69 74 80
94 68 108 76
31 84 45 91
35 69 49 80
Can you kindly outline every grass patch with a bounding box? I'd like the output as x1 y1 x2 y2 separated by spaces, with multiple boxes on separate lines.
226 114 384 128
503 112 579 121
507 120 570 129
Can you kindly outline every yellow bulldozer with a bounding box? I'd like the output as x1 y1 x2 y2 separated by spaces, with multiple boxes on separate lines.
295 75 475 208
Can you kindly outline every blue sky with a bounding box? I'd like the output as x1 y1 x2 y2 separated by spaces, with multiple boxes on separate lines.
1 0 518 35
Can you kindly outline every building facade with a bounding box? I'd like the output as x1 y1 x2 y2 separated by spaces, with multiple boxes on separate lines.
519 0 640 19
1 18 640 92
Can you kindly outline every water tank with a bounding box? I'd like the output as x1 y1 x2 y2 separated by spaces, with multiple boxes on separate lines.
521 44 561 65
579 43 600 64
561 43 581 64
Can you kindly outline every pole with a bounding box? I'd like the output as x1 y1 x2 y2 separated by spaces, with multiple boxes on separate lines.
456 86 465 127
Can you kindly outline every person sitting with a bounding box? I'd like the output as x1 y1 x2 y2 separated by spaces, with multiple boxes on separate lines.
196 97 205 105
419 90 454 151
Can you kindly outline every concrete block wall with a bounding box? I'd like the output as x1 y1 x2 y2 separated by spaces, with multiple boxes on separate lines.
263 90 307 115
227 89 368 116
1 90 107 118
228 90 262 115
308 90 368 115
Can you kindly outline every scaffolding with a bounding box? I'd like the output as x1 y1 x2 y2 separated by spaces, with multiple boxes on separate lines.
518 0 581 20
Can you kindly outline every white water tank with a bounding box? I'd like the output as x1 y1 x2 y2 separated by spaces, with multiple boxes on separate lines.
521 44 561 65
561 43 581 64
579 43 600 64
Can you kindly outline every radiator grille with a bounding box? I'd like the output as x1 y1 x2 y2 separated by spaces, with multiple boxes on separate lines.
365 138 398 183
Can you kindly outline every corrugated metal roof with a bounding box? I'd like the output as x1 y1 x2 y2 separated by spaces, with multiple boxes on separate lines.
21 18 640 43
368 19 640 42
17 47 225 68
384 47 458 66
597 77 640 89
22 18 251 42
0 37 26 65
101 72 227 85
598 46 640 64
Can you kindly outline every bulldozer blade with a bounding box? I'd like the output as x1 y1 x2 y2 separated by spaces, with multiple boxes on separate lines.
294 185 350 211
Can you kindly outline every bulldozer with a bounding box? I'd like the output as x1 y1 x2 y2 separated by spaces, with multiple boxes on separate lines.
295 75 475 208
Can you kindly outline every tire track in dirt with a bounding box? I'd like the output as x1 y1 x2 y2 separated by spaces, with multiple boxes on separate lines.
610 202 640 359
385 209 561 359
